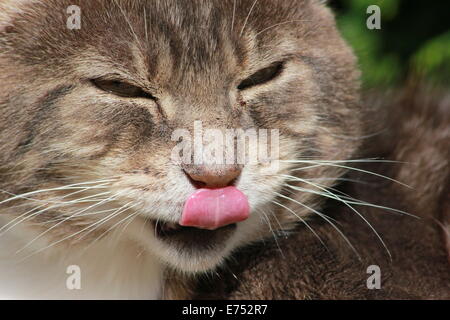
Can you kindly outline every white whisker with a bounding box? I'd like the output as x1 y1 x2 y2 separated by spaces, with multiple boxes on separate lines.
0 188 113 236
283 176 417 218
274 192 360 259
0 178 117 206
240 0 259 37
282 159 411 188
18 200 134 261
282 176 392 259
231 0 236 32
256 207 285 257
79 202 138 245
255 19 311 37
270 199 329 252
15 191 122 254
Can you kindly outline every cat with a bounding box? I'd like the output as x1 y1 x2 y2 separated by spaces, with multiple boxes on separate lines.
1 0 444 300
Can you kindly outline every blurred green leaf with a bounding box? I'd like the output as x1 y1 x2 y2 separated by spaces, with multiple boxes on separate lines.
413 31 450 82
332 0 449 87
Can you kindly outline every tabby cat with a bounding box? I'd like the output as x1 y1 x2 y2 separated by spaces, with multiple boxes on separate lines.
2 0 445 300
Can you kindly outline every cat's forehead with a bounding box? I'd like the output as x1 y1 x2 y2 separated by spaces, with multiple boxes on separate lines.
77 0 313 67
2 1 316 62
1 0 327 96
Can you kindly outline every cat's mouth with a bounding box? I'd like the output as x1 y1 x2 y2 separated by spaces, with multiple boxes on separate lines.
149 187 249 250
151 220 237 249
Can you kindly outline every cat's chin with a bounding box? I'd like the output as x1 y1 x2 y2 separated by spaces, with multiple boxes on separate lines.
146 219 241 273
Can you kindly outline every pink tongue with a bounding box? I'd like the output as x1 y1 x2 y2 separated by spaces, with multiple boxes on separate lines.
180 187 250 230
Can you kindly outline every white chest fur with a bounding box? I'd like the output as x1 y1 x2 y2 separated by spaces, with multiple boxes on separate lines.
0 219 164 299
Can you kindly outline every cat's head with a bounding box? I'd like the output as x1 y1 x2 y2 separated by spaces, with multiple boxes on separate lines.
0 0 361 273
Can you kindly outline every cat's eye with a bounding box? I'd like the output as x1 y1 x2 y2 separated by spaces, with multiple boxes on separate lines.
237 62 284 90
92 79 156 99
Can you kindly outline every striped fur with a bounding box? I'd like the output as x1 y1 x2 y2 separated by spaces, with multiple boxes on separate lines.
0 0 362 298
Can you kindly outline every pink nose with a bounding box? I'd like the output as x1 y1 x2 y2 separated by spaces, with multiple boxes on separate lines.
183 165 242 189
180 187 250 230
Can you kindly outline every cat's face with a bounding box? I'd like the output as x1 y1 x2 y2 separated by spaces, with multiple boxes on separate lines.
0 0 361 272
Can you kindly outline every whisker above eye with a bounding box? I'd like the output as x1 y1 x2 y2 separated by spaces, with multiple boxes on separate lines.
255 19 313 37
240 0 260 37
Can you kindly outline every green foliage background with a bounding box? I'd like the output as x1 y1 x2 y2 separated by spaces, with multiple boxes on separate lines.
330 0 450 88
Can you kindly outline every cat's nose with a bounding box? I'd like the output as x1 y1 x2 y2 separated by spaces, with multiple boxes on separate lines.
183 165 242 189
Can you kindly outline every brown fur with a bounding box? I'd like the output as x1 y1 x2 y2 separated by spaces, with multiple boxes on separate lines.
0 0 360 237
1 0 361 273
193 84 450 299
1 0 446 299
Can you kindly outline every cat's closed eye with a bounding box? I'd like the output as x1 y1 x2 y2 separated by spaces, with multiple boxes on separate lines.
238 61 285 90
91 79 156 100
